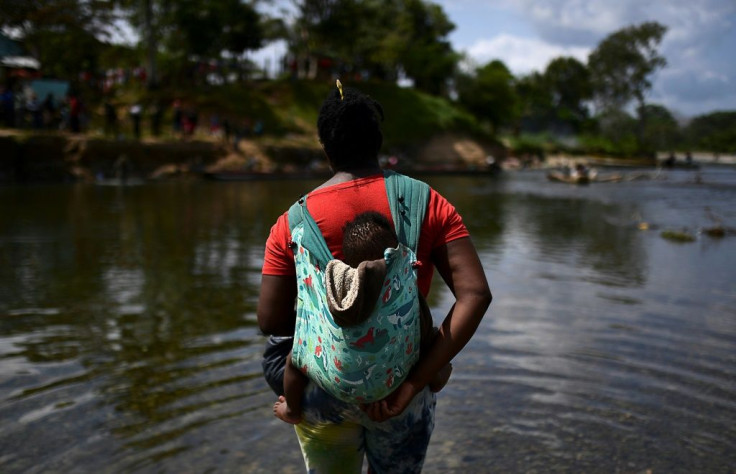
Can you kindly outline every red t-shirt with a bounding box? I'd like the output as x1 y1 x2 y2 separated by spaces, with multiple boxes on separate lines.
262 174 469 296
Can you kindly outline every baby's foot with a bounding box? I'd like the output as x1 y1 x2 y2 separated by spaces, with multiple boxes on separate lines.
273 395 303 424
429 363 453 393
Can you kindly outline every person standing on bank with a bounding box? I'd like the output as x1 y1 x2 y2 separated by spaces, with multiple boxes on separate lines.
257 81 492 473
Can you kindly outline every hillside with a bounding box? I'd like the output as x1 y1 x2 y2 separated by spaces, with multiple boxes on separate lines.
128 79 504 171
0 80 507 182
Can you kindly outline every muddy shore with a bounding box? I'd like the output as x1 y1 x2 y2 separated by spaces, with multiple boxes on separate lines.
0 131 506 183
0 132 328 183
6 130 722 184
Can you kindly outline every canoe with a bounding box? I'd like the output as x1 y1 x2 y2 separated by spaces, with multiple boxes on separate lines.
547 171 592 184
547 170 624 184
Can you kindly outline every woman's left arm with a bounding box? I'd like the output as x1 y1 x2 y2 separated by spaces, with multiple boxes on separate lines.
257 274 298 336
363 236 491 421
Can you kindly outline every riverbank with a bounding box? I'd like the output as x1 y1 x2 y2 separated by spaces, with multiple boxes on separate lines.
0 129 506 183
4 129 730 184
0 130 327 183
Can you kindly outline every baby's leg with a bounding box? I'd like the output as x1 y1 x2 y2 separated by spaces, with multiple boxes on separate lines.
273 352 307 424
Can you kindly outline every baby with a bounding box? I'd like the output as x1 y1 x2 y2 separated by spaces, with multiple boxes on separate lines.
273 211 451 424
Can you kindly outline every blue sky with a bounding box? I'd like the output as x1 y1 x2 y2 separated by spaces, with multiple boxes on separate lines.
430 0 736 118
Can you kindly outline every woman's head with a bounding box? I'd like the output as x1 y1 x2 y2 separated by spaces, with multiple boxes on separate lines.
317 84 384 170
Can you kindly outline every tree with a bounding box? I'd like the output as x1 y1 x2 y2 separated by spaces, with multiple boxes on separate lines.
591 108 640 156
29 27 107 80
588 21 667 152
119 0 267 86
0 0 116 80
289 0 458 93
684 111 736 153
290 0 385 78
394 0 458 95
638 104 681 152
456 60 518 134
588 22 667 113
544 57 591 130
514 71 552 134
0 0 116 40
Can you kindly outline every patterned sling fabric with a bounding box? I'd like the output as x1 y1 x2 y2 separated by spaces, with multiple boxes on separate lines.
288 171 429 403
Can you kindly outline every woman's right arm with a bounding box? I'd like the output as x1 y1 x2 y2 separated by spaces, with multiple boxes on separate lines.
258 214 298 336
257 274 297 336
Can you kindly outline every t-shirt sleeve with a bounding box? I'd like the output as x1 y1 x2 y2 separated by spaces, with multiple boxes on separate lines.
424 188 470 249
262 212 296 276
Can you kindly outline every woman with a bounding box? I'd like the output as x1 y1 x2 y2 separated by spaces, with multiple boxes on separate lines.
257 83 491 473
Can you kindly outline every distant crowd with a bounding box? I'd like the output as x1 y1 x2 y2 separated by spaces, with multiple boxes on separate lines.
1 86 69 132
1 85 265 147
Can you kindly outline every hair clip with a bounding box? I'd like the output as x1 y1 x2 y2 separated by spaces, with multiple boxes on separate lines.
336 79 344 100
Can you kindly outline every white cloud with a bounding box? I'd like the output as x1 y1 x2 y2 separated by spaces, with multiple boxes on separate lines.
465 34 590 75
516 0 735 46
655 67 735 115
443 0 736 115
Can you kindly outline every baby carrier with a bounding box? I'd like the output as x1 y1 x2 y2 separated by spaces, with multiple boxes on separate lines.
288 170 430 403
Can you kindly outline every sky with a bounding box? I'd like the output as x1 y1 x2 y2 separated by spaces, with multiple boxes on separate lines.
254 0 736 118
431 0 736 118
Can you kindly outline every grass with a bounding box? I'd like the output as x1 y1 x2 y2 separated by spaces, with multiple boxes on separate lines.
660 230 696 243
90 79 486 151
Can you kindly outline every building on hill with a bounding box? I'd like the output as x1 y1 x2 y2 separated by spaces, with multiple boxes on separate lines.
0 32 41 83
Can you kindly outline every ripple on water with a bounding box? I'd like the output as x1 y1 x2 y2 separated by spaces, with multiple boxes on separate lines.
2 174 736 472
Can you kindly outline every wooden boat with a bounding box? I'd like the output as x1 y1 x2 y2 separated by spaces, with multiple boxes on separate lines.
547 169 624 184
547 171 591 184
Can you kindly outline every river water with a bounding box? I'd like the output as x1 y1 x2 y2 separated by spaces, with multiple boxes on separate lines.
1 166 735 473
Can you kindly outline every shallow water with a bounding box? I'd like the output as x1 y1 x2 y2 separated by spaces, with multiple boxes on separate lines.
1 167 735 473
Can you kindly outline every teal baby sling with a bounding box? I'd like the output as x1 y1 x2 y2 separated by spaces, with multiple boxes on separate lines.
288 170 430 403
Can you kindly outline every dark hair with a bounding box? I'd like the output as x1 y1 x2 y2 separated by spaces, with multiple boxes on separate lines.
342 212 397 267
317 86 384 170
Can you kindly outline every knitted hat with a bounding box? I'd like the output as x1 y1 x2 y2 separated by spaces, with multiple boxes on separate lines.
325 258 387 327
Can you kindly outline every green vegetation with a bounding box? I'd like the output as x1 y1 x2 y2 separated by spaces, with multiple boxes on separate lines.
86 80 481 151
355 82 479 148
2 1 735 159
246 80 479 145
684 112 736 154
660 230 696 243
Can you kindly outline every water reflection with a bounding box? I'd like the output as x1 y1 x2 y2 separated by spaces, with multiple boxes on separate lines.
1 172 735 472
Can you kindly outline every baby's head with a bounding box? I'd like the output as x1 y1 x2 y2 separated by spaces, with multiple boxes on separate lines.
342 212 398 267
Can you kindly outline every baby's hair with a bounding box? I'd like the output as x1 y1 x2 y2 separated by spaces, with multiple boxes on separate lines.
317 86 384 170
342 212 397 267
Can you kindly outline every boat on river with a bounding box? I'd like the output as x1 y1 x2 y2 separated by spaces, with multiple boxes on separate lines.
547 167 624 184
660 153 701 170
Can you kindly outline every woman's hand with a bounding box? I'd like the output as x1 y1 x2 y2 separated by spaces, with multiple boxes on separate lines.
361 379 423 422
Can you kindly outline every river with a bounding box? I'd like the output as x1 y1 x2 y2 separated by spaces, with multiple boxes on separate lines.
1 166 735 473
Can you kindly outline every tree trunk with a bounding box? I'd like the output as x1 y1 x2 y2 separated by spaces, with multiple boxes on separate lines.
636 93 647 152
143 0 158 89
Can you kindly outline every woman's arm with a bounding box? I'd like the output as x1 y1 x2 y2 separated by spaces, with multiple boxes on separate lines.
363 236 491 421
257 274 298 336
